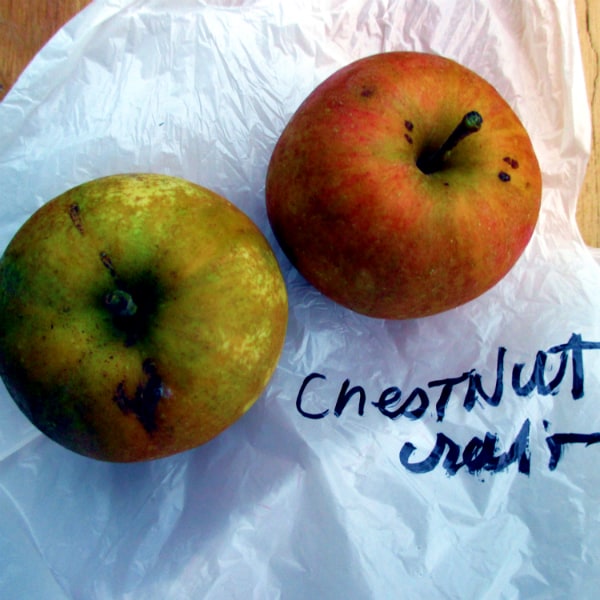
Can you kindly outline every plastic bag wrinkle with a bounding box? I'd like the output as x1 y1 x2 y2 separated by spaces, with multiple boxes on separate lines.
0 1 599 598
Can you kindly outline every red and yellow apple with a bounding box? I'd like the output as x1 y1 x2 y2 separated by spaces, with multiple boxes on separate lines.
0 173 288 462
266 52 542 319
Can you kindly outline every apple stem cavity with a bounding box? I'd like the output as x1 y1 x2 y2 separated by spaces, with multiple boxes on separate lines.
105 290 138 318
417 111 483 175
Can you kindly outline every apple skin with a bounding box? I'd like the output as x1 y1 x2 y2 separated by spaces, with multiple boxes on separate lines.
0 174 288 462
266 52 542 319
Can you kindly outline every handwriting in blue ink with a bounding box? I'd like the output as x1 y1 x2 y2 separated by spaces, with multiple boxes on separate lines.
294 333 600 476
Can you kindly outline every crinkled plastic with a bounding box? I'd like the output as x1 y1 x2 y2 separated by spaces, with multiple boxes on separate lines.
1 1 599 598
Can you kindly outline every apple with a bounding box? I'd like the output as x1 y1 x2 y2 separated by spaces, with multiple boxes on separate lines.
266 52 542 319
0 173 288 462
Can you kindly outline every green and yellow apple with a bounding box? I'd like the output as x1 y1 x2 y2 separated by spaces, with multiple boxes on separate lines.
0 173 288 462
266 51 542 319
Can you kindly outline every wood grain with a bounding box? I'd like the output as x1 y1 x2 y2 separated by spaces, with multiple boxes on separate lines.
576 0 600 247
0 1 91 98
0 1 598 247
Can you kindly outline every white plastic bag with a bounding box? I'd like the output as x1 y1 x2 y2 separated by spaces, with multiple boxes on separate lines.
1 1 599 598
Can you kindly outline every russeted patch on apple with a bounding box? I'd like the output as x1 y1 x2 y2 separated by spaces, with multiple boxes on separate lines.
0 174 288 462
266 52 542 319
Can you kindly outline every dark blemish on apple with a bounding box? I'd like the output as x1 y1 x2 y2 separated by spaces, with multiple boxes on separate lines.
443 182 450 187
100 251 117 278
68 204 84 235
113 382 128 414
360 86 375 98
405 120 414 132
499 171 511 182
112 358 165 434
503 156 519 169
404 134 413 144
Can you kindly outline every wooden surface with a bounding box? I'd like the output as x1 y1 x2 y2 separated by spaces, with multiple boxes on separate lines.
1 0 599 247
575 0 600 248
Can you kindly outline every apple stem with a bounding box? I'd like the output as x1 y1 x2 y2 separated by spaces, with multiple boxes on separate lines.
417 111 483 175
105 290 138 318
